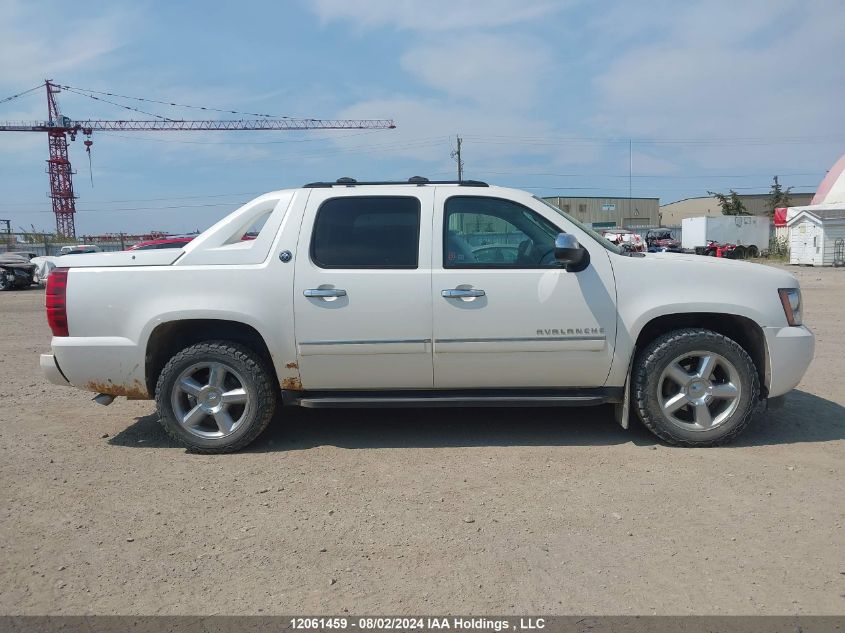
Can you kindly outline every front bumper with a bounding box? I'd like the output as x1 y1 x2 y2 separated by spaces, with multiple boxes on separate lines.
40 353 71 387
764 325 815 398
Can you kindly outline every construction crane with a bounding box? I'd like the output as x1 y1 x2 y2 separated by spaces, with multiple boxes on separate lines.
0 80 396 237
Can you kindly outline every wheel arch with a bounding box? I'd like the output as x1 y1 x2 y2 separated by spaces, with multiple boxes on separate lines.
632 312 768 398
145 319 278 397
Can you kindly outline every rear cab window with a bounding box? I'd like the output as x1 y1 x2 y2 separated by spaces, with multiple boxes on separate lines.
311 196 421 269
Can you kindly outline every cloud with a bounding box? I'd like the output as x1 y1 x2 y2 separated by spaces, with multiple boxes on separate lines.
591 0 845 169
334 96 602 176
0 1 132 88
307 0 563 31
400 34 550 110
301 0 574 175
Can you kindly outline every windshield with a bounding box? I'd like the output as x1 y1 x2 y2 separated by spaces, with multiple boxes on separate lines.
533 196 623 254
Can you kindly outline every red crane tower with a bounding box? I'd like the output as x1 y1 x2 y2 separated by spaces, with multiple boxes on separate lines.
0 80 396 238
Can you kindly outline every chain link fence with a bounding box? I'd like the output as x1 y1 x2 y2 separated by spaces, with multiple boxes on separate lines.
0 232 182 257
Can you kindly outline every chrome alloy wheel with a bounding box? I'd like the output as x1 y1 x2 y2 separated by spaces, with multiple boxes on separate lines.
171 361 251 439
657 351 742 431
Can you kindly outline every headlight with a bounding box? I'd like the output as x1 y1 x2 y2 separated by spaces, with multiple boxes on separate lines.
778 288 802 326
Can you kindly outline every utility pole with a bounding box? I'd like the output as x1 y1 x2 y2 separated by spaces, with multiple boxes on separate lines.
628 139 633 222
628 139 633 199
451 135 464 181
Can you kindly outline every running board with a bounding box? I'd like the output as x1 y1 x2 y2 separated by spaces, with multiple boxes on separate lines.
282 388 622 409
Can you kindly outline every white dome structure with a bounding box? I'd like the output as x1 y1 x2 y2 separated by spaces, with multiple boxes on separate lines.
812 153 845 205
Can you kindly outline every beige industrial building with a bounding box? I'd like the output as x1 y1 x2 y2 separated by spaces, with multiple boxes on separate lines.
660 192 814 225
543 196 660 229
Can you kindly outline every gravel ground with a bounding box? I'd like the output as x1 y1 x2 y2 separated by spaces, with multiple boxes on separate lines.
0 263 843 615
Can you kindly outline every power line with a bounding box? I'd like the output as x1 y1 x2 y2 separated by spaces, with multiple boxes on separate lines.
477 170 822 179
0 191 264 207
12 202 245 215
462 133 845 146
518 185 818 192
93 132 448 157
59 84 292 119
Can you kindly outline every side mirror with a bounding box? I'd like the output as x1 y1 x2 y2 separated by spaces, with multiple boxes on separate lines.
554 233 590 272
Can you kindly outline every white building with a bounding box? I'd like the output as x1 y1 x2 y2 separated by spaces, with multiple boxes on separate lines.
787 153 845 266
787 207 845 266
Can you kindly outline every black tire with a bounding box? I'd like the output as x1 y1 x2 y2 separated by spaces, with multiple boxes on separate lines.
705 249 717 257
0 270 11 291
632 328 759 447
732 246 747 260
747 245 759 258
155 341 277 453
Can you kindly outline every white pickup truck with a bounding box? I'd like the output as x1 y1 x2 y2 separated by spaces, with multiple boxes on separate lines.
41 178 814 452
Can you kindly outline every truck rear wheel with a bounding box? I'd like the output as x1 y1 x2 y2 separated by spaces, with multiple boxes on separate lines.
155 341 276 453
632 328 759 446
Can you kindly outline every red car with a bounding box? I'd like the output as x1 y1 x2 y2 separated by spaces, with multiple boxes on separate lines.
126 237 194 251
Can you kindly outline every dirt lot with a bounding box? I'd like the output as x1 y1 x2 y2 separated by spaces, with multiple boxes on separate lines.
0 263 842 615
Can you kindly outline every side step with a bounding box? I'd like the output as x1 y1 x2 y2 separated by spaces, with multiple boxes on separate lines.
282 388 622 409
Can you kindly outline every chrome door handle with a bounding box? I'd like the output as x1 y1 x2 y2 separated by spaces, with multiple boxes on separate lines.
304 288 347 298
441 288 485 298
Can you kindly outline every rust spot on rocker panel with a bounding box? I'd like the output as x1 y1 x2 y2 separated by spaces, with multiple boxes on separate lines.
285 361 298 369
281 376 303 391
85 380 150 400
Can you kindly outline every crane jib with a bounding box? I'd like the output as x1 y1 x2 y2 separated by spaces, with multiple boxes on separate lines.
0 80 396 238
0 119 395 132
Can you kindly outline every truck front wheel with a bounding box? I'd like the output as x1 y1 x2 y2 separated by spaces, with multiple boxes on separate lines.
155 341 277 453
632 328 759 446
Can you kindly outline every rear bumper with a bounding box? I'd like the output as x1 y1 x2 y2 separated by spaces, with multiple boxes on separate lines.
46 336 150 399
40 353 71 387
764 325 815 398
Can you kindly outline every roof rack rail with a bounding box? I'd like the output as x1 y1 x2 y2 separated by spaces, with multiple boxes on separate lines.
303 177 489 188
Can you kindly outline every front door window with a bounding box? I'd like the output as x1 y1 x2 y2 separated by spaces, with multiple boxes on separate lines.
444 196 561 269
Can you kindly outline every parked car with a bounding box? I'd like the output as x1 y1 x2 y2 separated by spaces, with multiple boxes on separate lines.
601 228 645 252
8 251 39 261
30 256 59 285
40 178 814 452
645 228 682 253
60 245 101 255
127 237 194 251
0 253 36 290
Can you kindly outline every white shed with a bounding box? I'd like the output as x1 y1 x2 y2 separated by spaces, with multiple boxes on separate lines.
787 205 845 266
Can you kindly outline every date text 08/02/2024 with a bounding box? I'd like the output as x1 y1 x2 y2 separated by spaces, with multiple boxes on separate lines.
288 617 547 630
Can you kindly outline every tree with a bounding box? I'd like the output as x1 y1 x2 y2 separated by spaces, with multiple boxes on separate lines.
767 175 793 217
707 189 749 216
16 224 56 244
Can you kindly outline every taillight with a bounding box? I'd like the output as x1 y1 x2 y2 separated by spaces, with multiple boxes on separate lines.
46 268 69 337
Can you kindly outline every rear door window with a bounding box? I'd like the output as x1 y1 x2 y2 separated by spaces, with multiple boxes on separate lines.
311 196 421 269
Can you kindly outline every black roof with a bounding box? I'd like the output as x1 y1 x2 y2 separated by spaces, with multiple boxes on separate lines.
303 176 488 188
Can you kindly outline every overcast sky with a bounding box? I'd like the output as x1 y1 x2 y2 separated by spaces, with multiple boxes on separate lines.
0 0 843 236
